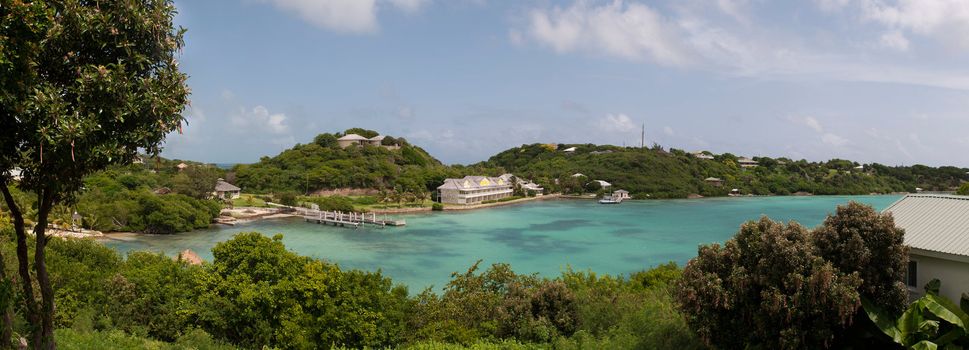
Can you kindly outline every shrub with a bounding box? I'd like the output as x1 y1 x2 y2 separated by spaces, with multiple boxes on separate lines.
276 192 298 206
677 217 863 349
306 195 356 212
432 203 444 211
959 183 969 196
813 202 909 314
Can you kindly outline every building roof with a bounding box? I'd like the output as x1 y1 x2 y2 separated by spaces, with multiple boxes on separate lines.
338 133 369 141
437 176 510 190
883 194 969 258
738 157 758 163
705 177 722 181
176 162 188 169
593 180 612 187
563 147 577 152
571 173 585 177
214 179 241 192
614 189 629 193
369 135 386 141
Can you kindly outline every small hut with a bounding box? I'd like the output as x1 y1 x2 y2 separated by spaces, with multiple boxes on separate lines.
704 177 724 187
214 178 241 199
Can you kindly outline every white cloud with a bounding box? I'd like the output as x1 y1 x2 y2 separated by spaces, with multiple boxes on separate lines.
663 126 675 136
265 0 428 33
526 1 692 66
815 0 852 12
803 116 824 132
822 132 849 146
232 105 290 134
597 113 637 132
859 0 969 49
221 89 235 100
879 30 910 51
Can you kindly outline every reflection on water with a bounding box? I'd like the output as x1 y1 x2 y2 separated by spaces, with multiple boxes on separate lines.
102 195 901 291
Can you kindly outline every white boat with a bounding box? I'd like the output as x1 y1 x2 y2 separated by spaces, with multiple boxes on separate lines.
599 195 622 204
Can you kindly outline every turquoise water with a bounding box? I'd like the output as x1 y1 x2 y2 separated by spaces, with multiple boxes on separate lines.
102 195 901 291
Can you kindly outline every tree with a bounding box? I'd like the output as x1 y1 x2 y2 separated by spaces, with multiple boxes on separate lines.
0 1 188 347
344 128 379 139
813 202 909 314
676 217 863 349
959 183 969 196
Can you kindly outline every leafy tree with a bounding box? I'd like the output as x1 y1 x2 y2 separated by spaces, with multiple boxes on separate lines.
813 202 909 314
344 128 380 138
959 183 969 196
677 217 863 349
170 166 223 199
864 280 969 349
0 1 188 347
313 133 339 148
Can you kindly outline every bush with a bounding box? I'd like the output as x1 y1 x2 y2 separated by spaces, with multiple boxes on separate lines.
306 195 356 212
432 203 444 211
677 217 863 349
959 183 969 196
276 192 298 206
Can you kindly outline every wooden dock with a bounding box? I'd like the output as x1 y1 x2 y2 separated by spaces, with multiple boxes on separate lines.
295 207 406 228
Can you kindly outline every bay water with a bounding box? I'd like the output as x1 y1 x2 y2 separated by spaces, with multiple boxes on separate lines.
102 195 901 291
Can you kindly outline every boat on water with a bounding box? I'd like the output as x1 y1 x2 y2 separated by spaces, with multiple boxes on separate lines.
599 195 622 204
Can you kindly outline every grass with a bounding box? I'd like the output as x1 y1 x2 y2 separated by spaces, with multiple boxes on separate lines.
230 194 269 208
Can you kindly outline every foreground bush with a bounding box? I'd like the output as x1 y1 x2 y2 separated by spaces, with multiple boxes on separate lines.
678 218 863 349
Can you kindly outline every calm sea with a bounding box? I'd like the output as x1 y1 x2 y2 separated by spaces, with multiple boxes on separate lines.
102 195 902 291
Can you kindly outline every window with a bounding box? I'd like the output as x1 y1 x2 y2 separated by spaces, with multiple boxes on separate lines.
907 260 918 288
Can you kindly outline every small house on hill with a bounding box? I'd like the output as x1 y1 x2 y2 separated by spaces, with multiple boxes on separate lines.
738 157 759 168
214 178 241 200
884 194 969 302
591 180 612 189
705 177 724 187
337 134 397 149
176 162 188 171
691 151 715 160
563 147 577 153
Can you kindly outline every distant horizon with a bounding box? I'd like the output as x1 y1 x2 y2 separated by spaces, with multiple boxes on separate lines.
161 1 969 168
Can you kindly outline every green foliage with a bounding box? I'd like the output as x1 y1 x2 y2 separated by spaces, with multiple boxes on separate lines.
813 202 910 314
191 232 410 349
343 128 380 139
959 183 969 196
677 217 864 349
55 328 234 350
276 191 298 206
304 195 355 212
233 130 450 194
864 280 969 349
481 144 969 198
432 203 444 211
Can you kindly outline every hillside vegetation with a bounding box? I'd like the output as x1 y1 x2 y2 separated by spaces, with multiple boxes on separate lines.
481 143 969 199
233 128 465 195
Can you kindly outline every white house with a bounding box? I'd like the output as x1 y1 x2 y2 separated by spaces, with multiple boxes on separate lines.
437 176 513 205
612 189 630 200
214 178 241 200
591 180 612 189
691 151 715 160
563 147 577 153
737 157 759 168
884 194 969 302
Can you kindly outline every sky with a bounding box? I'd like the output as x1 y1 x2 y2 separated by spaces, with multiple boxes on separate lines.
162 0 969 166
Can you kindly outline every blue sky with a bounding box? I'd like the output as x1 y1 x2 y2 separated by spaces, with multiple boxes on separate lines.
162 0 969 166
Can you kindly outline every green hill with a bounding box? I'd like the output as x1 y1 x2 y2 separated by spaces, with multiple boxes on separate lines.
480 143 969 199
233 128 457 194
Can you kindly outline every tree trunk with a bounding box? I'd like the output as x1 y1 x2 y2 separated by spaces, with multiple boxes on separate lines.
32 191 55 350
0 184 40 348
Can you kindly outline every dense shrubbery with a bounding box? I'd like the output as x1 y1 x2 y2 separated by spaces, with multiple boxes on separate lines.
677 202 910 349
234 128 457 194
482 144 969 198
77 169 222 233
959 183 969 195
0 228 703 349
303 195 356 212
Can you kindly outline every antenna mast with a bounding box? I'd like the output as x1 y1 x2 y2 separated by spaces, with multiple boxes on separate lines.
641 122 645 148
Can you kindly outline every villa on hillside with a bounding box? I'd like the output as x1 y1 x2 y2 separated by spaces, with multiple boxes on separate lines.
437 176 513 205
176 162 188 171
337 134 398 149
591 180 612 189
613 189 630 200
499 173 545 196
738 157 759 168
705 177 724 187
214 178 241 200
691 151 715 160
563 147 577 153
884 194 969 302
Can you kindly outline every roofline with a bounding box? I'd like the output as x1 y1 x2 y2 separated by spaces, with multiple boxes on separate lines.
911 247 969 264
883 194 969 214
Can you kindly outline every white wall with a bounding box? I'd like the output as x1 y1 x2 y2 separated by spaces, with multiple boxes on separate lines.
910 252 969 303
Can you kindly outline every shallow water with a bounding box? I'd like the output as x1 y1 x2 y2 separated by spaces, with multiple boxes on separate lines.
103 195 901 291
